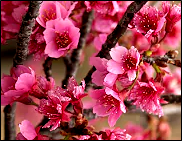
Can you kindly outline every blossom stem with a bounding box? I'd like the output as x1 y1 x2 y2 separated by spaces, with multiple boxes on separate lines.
128 70 139 90
62 10 94 88
158 32 168 44
4 1 42 140
84 1 148 90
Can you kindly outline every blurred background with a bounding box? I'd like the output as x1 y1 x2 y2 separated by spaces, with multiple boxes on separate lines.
1 38 181 140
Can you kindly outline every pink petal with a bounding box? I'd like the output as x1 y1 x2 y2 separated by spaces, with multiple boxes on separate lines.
89 57 108 71
15 73 35 91
43 28 56 44
108 108 122 127
89 89 105 99
105 87 120 101
19 120 37 140
92 70 107 86
1 95 13 106
44 41 64 58
1 76 16 92
127 70 136 81
104 72 118 87
110 46 128 63
107 59 124 74
4 90 26 97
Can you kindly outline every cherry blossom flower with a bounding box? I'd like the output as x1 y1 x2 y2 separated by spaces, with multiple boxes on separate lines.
163 20 181 48
37 90 72 131
90 57 118 87
16 120 49 140
84 1 119 16
43 18 80 58
78 134 102 140
133 5 166 38
107 46 140 81
52 77 87 113
93 33 107 52
101 127 131 140
128 79 164 117
36 1 77 28
1 1 29 44
162 1 181 32
89 88 126 127
1 65 36 106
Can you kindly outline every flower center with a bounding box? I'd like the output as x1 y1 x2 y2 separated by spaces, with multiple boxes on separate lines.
123 55 137 70
42 7 56 22
141 86 155 95
55 31 72 49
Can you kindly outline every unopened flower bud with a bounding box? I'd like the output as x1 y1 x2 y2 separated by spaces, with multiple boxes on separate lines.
155 60 168 67
166 50 178 59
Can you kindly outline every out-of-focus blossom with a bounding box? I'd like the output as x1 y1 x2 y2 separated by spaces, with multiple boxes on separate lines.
84 1 119 16
162 1 181 32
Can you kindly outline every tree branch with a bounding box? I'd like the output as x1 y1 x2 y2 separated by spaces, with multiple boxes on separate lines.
84 1 148 90
13 1 42 67
161 94 181 104
43 57 53 81
4 1 42 140
62 10 94 88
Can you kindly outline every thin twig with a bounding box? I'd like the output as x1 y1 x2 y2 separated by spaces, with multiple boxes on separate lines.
161 94 181 104
4 1 42 140
62 10 94 88
43 57 53 81
84 1 148 90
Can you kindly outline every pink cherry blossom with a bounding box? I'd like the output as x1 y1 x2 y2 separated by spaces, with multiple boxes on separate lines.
133 5 166 38
90 57 118 87
16 120 49 140
102 127 131 140
52 77 87 113
1 65 36 106
84 1 119 16
163 20 181 48
78 134 102 140
93 33 107 51
128 79 164 117
89 88 126 127
1 1 29 44
162 1 181 32
43 18 80 58
36 1 77 28
107 46 140 81
37 90 72 131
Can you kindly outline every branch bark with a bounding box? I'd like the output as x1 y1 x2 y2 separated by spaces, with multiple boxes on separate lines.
84 1 148 90
4 1 42 140
43 57 53 81
62 10 94 88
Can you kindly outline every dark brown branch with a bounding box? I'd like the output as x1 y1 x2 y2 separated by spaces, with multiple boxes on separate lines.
62 10 94 88
161 94 181 104
4 103 16 140
142 55 181 68
84 1 148 90
4 1 42 140
13 1 42 67
43 57 53 81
